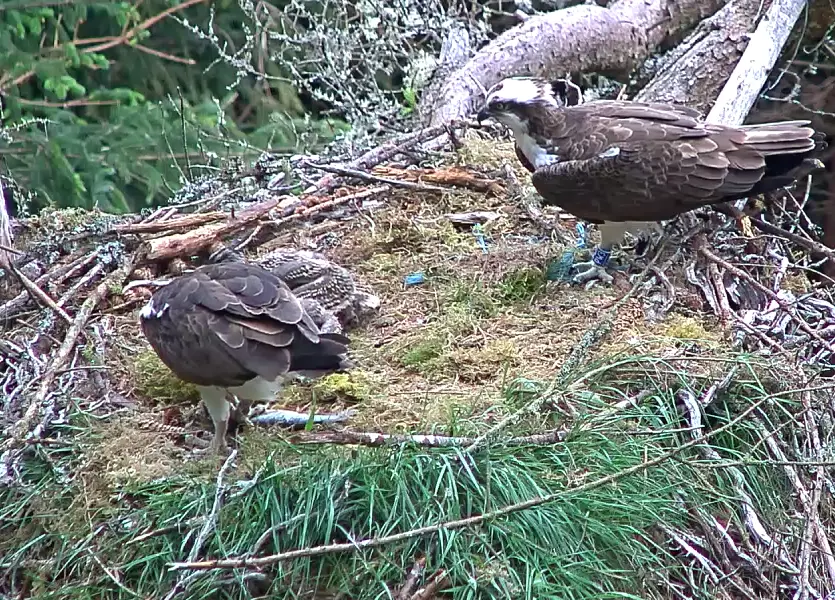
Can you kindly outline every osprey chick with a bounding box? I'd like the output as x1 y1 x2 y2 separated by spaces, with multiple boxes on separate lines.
478 77 825 284
138 262 352 455
209 246 381 333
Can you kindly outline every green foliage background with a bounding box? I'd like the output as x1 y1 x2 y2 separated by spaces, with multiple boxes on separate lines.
0 0 345 214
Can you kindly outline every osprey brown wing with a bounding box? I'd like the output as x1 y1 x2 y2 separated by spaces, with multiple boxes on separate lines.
513 100 705 173
572 100 704 127
140 262 349 388
527 103 820 222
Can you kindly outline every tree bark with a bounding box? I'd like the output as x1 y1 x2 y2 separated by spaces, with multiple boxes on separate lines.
637 0 809 124
705 0 810 125
425 0 728 126
419 25 473 126
633 0 759 110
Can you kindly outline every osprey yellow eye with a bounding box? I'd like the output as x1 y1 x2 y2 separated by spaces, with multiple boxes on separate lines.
492 101 509 111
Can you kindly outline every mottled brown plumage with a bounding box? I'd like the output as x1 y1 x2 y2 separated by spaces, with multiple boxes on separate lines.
139 261 351 453
209 246 381 332
478 77 825 283
535 105 817 223
481 77 823 223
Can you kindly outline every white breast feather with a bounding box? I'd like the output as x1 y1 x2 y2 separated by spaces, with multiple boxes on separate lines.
229 376 284 401
517 132 560 169
139 299 169 319
598 221 662 246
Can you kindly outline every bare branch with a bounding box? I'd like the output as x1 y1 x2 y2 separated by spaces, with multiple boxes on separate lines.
706 0 810 125
427 0 728 125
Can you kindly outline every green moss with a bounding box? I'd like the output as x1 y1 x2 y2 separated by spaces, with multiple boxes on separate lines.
81 341 100 365
400 337 447 375
132 349 200 404
660 315 718 341
496 266 546 305
362 252 403 275
34 206 94 230
310 371 373 403
446 279 499 318
31 206 120 240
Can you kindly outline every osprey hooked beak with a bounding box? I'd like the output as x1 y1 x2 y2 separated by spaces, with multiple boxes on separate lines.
476 106 493 124
477 78 542 125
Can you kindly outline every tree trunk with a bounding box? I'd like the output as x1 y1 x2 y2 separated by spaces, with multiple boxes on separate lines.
424 0 728 126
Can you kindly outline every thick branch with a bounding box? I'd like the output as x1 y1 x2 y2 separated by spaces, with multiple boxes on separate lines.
138 196 291 263
637 0 808 121
114 212 225 235
139 187 388 264
634 0 756 109
427 0 728 126
705 0 809 125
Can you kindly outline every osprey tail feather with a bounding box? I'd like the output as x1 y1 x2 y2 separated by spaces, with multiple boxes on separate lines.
287 332 353 373
737 122 826 198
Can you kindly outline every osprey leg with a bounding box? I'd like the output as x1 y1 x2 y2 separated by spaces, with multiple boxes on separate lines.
571 221 657 285
196 385 231 454
571 245 615 284
571 222 625 285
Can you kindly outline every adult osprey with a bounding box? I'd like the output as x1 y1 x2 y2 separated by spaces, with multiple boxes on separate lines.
138 261 352 455
477 77 824 284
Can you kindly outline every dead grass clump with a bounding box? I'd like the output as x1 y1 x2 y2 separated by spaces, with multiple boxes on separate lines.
444 279 500 318
455 132 524 176
354 208 466 257
361 251 406 276
81 416 185 488
59 415 187 529
450 338 521 383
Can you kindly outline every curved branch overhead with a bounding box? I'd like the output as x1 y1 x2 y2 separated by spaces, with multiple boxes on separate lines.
633 0 758 111
705 0 810 125
425 0 729 126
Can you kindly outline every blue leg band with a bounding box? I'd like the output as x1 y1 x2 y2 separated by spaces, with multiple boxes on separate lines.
592 246 611 267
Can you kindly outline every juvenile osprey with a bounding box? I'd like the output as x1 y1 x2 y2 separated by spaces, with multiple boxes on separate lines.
209 246 381 332
137 262 352 455
477 77 824 284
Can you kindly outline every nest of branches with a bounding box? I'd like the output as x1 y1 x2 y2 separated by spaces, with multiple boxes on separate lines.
2 121 835 598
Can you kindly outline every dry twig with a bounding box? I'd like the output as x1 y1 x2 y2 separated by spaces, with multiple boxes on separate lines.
305 162 448 192
10 265 73 325
291 429 567 448
162 449 239 600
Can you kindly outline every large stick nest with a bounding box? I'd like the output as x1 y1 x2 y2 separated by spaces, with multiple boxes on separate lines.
2 0 835 597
